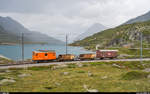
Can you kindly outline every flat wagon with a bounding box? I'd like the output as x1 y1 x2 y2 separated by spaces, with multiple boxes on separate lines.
79 53 96 60
32 50 56 63
58 54 75 61
96 50 118 59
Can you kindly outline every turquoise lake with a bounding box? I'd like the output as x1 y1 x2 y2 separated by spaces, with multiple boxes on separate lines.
0 44 94 61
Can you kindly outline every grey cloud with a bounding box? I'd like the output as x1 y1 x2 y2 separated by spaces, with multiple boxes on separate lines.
0 0 150 42
0 0 50 13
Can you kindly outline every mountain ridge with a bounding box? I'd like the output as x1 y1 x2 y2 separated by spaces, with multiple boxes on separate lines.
0 16 64 45
123 11 150 25
74 23 108 41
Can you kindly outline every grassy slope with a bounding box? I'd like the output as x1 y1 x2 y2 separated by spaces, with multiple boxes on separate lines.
0 61 150 92
70 20 150 59
70 20 150 50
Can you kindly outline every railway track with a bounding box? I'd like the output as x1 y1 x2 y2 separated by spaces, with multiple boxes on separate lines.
0 58 150 69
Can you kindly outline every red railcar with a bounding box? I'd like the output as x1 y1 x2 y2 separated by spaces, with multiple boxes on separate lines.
96 50 118 59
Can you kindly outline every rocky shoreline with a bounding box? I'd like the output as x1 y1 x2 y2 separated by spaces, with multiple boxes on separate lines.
0 54 11 60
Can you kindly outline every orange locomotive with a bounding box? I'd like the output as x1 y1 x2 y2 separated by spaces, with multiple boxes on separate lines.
32 50 56 63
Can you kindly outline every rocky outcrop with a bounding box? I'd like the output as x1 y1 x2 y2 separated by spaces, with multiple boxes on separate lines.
106 26 150 48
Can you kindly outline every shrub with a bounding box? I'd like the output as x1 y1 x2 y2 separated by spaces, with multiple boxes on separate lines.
0 70 6 72
67 64 77 68
82 64 89 67
122 61 145 69
122 71 149 80
0 76 6 80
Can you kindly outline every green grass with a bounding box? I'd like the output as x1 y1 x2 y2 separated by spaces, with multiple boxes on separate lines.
0 61 150 92
76 70 86 73
27 66 50 71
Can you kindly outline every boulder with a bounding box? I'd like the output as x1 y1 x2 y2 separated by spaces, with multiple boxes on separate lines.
147 75 150 79
87 89 99 92
0 79 16 84
77 63 83 67
63 72 69 75
88 71 93 77
55 82 61 86
60 72 69 76
101 76 108 79
5 70 11 73
83 84 99 92
143 68 150 72
52 64 68 70
112 64 121 68
18 73 31 77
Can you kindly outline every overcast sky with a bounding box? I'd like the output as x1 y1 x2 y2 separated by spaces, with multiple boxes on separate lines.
0 0 150 42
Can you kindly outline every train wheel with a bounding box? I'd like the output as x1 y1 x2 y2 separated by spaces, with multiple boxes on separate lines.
34 60 39 63
110 57 114 59
80 59 84 61
58 60 62 62
37 60 41 63
71 59 74 61
32 60 36 63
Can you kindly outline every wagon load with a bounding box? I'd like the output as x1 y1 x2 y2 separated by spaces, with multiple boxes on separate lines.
79 53 96 60
58 54 75 61
96 50 118 59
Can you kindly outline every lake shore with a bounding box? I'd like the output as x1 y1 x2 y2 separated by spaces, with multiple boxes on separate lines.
0 44 93 60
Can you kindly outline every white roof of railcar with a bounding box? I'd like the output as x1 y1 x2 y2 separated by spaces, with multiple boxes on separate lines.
98 50 118 52
34 50 55 53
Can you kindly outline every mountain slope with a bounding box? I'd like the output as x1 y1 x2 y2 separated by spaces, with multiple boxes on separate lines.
0 25 20 43
70 20 150 50
124 11 150 25
74 23 108 41
0 16 64 45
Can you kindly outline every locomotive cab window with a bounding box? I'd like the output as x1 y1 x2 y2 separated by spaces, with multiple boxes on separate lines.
45 53 48 56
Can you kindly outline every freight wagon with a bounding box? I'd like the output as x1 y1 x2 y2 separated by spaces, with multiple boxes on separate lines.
96 50 118 59
58 54 75 61
32 50 56 63
79 53 96 60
